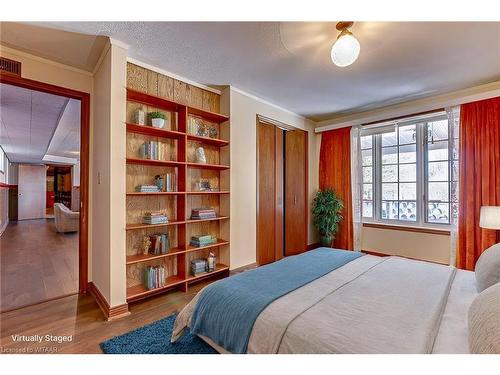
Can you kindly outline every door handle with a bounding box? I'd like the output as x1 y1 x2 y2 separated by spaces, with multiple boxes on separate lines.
294 195 297 205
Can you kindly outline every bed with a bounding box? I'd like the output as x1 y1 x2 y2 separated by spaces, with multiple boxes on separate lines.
172 248 479 354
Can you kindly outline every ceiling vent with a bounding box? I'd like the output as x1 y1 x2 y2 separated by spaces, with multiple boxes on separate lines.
0 57 22 76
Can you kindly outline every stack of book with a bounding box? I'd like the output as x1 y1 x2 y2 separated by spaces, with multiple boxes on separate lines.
190 259 207 276
140 141 169 161
190 208 217 220
144 265 167 290
147 233 170 255
135 185 160 193
190 234 217 247
142 212 168 225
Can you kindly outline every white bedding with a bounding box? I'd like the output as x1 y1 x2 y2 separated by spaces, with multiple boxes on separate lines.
173 255 476 354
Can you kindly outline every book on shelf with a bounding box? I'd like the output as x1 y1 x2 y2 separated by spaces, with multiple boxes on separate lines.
190 207 217 220
190 234 217 247
144 265 167 290
140 141 169 161
190 259 208 276
135 185 160 193
145 233 170 255
142 212 168 225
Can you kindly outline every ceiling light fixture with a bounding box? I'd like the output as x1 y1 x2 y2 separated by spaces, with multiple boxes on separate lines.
331 21 360 67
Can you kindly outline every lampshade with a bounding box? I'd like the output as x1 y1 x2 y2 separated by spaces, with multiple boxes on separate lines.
331 32 360 67
479 206 500 229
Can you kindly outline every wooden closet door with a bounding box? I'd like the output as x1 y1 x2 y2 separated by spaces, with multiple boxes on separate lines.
284 129 307 256
256 122 284 265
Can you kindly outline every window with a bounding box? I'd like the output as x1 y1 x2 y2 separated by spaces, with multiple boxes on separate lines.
361 114 454 226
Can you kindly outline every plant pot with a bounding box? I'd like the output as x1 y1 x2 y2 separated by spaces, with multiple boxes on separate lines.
320 235 332 247
151 118 165 128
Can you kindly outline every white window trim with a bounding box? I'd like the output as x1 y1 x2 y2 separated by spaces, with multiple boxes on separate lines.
361 113 452 230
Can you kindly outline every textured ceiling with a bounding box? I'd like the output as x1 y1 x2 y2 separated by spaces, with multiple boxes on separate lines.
8 22 500 121
0 83 79 164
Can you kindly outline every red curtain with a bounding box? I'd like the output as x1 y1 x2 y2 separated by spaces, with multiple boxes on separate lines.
457 97 500 270
319 127 353 250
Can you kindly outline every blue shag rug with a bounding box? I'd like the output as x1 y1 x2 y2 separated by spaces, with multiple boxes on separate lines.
100 314 217 354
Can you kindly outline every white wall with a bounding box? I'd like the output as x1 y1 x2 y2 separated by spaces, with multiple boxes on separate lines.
225 87 319 269
362 227 451 265
91 42 127 307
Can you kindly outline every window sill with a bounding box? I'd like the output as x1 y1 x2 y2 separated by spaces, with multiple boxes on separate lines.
362 222 451 236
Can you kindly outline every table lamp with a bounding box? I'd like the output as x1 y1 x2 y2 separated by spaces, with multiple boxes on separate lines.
480 206 500 242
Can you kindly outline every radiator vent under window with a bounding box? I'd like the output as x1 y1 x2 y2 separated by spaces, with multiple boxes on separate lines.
0 57 21 76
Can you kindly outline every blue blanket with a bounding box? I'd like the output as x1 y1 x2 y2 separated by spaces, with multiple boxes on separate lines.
190 247 363 353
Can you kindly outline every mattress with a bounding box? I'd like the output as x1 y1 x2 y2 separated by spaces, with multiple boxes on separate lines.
173 254 477 354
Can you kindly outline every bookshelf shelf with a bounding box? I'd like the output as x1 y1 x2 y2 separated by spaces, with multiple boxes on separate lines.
186 216 229 224
126 191 185 196
125 220 184 231
186 191 230 195
186 239 229 253
187 134 229 147
126 158 184 168
126 275 186 302
125 83 230 303
126 123 185 139
186 162 230 171
188 107 229 123
186 264 229 283
126 248 187 265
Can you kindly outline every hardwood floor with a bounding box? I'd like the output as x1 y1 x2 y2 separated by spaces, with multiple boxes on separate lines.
0 264 256 354
0 219 78 312
0 279 207 353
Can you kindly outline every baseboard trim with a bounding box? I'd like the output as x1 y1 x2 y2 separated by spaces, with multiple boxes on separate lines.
307 243 320 250
87 282 130 321
361 249 449 265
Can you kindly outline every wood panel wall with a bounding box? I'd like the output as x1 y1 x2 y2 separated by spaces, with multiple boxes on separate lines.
127 63 220 113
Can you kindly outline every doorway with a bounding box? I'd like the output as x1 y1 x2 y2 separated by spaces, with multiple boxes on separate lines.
256 117 308 265
0 72 89 312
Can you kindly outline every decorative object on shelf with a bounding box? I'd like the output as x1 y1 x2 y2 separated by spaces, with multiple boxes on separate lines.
207 124 218 139
142 236 152 255
195 147 207 164
190 234 217 247
142 212 168 225
207 252 216 272
149 111 166 128
312 189 344 247
135 109 145 125
154 175 165 191
195 179 215 192
191 258 208 276
331 21 360 67
144 265 167 290
136 185 160 193
190 208 217 220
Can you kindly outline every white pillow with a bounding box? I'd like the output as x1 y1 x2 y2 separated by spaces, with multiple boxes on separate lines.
468 282 500 354
474 243 500 292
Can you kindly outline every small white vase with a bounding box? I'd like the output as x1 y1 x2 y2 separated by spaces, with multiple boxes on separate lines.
151 118 165 128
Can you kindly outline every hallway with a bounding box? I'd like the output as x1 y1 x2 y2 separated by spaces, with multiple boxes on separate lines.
0 219 78 312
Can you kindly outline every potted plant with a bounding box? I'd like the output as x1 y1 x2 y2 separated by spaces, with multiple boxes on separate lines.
149 111 166 128
312 189 344 247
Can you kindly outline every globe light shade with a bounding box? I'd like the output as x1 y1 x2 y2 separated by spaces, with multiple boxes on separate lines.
331 32 360 67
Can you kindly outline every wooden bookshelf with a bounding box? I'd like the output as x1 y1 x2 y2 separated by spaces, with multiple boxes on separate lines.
125 87 230 303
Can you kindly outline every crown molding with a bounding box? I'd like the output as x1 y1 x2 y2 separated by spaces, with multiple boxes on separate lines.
230 85 311 124
316 80 500 133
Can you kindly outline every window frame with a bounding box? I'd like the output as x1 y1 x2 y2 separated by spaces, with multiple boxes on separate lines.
361 114 452 229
